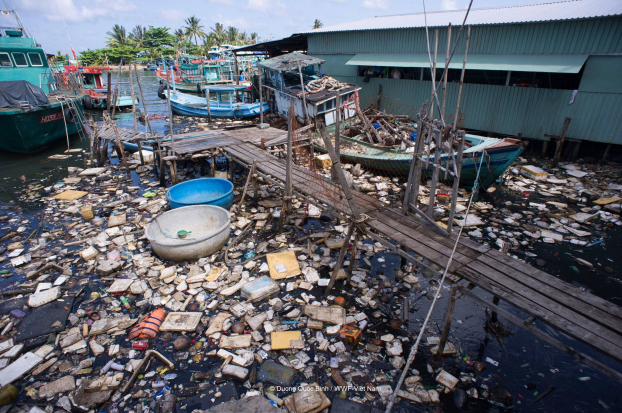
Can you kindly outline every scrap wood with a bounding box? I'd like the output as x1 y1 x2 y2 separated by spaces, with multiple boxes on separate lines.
120 350 174 394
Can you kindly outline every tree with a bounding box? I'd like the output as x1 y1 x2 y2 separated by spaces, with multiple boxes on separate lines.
313 19 323 29
106 24 128 47
129 25 146 48
184 15 206 46
174 29 186 45
248 32 259 44
210 22 226 46
143 26 175 48
226 26 241 45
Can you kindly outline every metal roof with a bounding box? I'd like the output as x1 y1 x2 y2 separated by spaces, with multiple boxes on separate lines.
346 53 589 73
302 0 622 34
259 52 325 72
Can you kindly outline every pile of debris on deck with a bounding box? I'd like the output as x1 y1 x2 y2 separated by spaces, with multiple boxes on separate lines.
0 126 618 413
345 109 418 149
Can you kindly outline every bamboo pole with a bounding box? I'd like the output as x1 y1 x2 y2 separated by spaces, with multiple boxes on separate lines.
325 222 356 296
110 61 122 118
133 64 159 176
452 26 471 132
428 29 439 120
128 65 138 132
296 61 311 125
440 23 452 120
334 92 340 157
552 117 572 167
258 67 264 125
165 68 177 184
106 72 112 113
436 284 457 359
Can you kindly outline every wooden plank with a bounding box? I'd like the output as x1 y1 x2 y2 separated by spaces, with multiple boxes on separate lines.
457 265 622 363
462 260 622 352
369 209 483 262
476 255 622 333
366 211 473 266
483 249 622 321
367 219 464 273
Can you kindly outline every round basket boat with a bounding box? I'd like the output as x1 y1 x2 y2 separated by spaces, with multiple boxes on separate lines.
166 178 234 209
146 205 230 261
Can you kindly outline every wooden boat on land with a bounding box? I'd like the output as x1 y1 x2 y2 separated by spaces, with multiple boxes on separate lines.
314 127 524 188
163 85 269 119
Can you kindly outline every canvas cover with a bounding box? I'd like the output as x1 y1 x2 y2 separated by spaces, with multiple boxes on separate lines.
0 80 49 109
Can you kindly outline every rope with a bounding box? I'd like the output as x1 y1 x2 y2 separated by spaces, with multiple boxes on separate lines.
385 152 486 413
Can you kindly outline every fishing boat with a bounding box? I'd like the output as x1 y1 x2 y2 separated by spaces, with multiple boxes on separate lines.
156 56 235 94
163 85 269 119
314 128 524 188
260 52 360 126
0 8 85 154
64 65 138 110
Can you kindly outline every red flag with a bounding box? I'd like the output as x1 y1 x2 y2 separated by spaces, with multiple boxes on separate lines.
70 48 76 60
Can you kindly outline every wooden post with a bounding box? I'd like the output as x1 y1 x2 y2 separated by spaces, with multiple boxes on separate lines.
542 140 549 157
234 53 240 85
137 140 145 165
252 166 258 200
285 104 294 214
447 130 466 234
296 61 311 125
106 72 112 114
346 232 360 282
436 284 457 359
571 141 581 161
403 104 427 214
133 64 153 134
334 92 340 157
325 221 356 296
258 68 264 125
318 124 362 222
427 128 441 218
491 295 500 323
602 143 611 161
110 62 122 119
205 88 212 122
452 26 471 132
165 73 177 184
211 154 216 177
128 65 138 132
238 161 256 207
159 153 166 187
552 117 572 166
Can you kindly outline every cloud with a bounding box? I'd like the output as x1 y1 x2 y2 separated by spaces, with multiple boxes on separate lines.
362 0 389 10
246 0 288 15
20 0 135 23
209 0 233 3
441 0 459 10
159 8 186 24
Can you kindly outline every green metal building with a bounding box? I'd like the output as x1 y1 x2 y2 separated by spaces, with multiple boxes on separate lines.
302 0 622 148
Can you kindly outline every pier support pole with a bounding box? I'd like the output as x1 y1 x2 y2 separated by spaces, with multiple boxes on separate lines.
552 117 571 166
437 284 457 360
326 221 356 296
602 143 611 162
491 295 500 323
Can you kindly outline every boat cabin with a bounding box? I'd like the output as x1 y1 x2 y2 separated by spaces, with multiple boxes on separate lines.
206 84 254 105
260 52 360 126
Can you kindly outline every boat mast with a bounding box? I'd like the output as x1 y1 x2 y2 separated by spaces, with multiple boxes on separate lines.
2 2 32 38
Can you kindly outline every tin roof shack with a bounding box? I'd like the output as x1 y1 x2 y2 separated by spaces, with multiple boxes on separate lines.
259 52 360 126
300 0 622 156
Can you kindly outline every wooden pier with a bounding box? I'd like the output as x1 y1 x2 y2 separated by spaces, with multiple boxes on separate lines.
99 125 622 381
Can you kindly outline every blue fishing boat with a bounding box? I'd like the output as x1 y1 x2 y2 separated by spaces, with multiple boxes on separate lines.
165 85 269 119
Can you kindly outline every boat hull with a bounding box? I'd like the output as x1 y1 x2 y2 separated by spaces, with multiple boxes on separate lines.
0 98 84 153
170 99 269 119
314 138 523 189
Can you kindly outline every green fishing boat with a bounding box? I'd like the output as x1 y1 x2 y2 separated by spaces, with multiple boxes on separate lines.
0 8 85 154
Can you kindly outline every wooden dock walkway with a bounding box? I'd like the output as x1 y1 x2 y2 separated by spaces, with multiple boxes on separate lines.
101 125 622 380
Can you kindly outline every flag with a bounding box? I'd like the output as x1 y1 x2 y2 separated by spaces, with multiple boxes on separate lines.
70 48 76 60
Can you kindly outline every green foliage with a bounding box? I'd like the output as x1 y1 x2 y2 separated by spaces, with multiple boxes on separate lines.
78 19 262 66
313 19 323 29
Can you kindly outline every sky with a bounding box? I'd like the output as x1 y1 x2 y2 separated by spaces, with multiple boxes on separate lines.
7 0 546 55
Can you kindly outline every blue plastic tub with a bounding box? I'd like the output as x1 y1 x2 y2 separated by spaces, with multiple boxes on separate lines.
166 178 234 209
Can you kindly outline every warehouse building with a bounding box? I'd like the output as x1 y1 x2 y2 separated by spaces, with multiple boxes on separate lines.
299 0 622 155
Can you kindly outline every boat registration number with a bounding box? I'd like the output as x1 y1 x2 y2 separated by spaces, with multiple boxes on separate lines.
40 112 64 124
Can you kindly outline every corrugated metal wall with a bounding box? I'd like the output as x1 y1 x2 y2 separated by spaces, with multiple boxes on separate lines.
336 75 622 144
308 16 622 55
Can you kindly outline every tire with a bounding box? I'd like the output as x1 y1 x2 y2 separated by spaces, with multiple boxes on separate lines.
196 83 202 94
102 99 108 109
64 106 77 124
157 85 167 100
233 109 243 120
83 95 93 110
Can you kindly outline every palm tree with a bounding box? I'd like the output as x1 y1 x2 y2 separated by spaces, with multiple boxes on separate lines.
174 29 186 45
201 34 218 55
210 22 226 46
106 24 128 47
248 32 259 45
184 15 206 46
226 26 240 45
129 25 145 48
313 19 323 29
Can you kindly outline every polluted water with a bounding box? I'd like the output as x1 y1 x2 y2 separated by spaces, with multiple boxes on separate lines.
0 70 621 413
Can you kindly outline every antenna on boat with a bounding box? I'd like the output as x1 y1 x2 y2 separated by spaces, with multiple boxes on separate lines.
55 0 76 63
2 0 31 38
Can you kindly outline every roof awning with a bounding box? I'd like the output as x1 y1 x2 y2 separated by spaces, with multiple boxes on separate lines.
346 53 589 73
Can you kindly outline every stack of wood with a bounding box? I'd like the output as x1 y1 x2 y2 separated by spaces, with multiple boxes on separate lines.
349 108 416 148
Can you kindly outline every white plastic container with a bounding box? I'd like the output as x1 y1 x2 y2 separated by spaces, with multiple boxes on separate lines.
240 276 280 302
